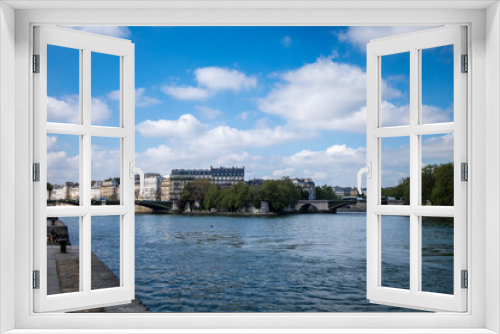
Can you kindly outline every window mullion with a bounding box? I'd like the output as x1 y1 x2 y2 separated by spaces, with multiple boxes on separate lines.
409 47 420 294
82 47 92 294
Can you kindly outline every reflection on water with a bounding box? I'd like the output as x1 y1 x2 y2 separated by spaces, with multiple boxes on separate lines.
64 213 453 312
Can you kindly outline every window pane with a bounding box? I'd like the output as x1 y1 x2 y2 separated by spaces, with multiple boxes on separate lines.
421 45 454 124
421 134 454 206
47 216 80 295
380 52 410 127
91 215 121 290
381 137 410 205
91 137 120 205
47 45 80 124
421 217 454 294
381 215 410 290
91 52 120 127
47 134 80 206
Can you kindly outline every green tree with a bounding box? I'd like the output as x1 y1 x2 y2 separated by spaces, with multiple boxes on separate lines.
421 165 435 204
381 177 410 204
260 178 301 213
203 184 220 210
431 163 454 206
181 179 212 210
231 182 252 210
315 185 339 200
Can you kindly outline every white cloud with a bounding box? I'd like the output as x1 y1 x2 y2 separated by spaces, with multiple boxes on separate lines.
135 145 262 177
258 57 369 133
161 86 210 101
63 26 131 38
337 26 435 51
108 87 160 108
47 136 58 151
162 67 257 101
236 111 251 121
278 142 415 187
281 36 292 48
136 114 299 150
422 105 453 124
135 114 301 175
47 151 79 185
258 57 450 133
281 144 367 186
195 67 257 91
47 95 111 124
422 133 454 163
196 125 297 152
273 168 296 178
135 114 207 138
107 90 120 101
91 144 121 180
47 137 121 184
196 106 222 119
380 102 452 127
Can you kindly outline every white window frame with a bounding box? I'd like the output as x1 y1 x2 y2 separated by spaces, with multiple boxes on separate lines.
33 25 136 313
1 1 498 333
366 26 467 312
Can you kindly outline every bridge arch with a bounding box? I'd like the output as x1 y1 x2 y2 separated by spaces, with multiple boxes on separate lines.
297 203 319 213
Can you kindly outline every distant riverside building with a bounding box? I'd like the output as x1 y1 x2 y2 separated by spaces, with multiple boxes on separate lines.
333 186 352 197
169 166 244 200
292 178 316 200
210 166 244 188
101 178 120 201
91 180 103 200
161 175 170 201
169 169 211 200
135 173 162 201
50 181 79 200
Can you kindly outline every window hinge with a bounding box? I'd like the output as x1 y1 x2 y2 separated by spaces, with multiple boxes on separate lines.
33 270 40 289
461 162 468 181
33 163 40 182
33 54 40 73
461 54 468 73
461 270 468 289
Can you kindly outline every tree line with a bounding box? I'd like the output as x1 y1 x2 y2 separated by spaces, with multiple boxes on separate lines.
381 162 454 205
177 178 309 213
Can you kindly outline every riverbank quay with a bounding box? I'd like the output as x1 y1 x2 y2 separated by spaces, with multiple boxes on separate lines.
47 245 150 312
134 208 367 215
176 211 278 217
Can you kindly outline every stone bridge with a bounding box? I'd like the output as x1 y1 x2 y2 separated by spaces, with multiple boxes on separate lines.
296 199 357 213
135 200 173 213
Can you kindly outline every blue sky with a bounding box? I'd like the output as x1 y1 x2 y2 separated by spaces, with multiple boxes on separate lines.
46 26 454 187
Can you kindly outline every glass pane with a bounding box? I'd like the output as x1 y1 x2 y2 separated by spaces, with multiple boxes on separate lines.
380 52 410 127
47 45 80 124
381 137 410 205
381 215 410 290
421 45 454 124
421 134 454 206
421 217 454 294
91 215 121 290
91 52 120 127
47 216 80 295
91 137 120 206
47 134 80 206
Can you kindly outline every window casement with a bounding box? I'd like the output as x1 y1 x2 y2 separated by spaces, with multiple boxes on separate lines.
363 26 467 312
33 26 143 312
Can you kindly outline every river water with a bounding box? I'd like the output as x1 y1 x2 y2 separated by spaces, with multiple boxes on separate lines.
64 213 454 312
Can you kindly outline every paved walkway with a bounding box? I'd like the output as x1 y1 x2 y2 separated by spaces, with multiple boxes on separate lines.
47 245 149 312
